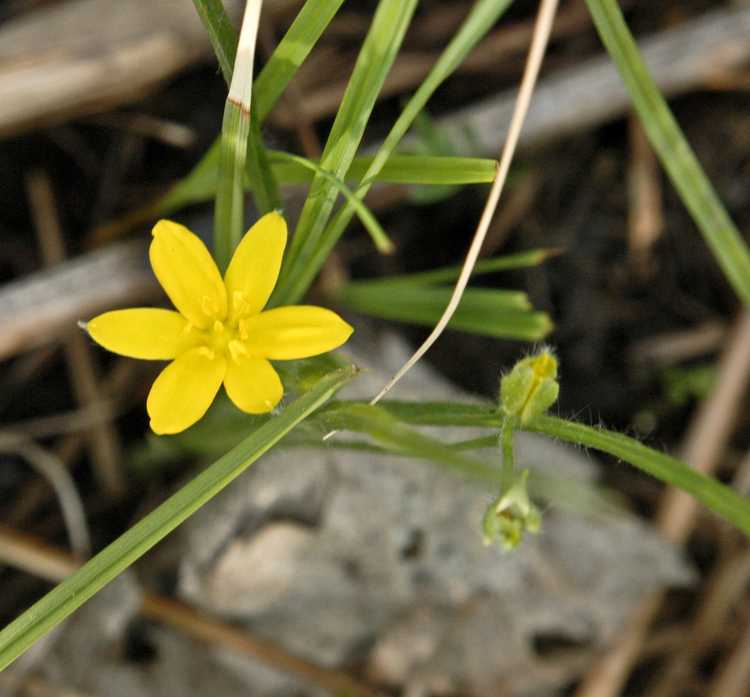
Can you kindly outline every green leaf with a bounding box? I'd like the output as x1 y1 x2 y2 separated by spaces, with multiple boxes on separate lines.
253 0 347 123
191 0 237 84
214 100 251 270
275 0 515 304
527 415 750 537
336 283 552 340
0 366 357 671
158 153 497 215
275 0 419 303
586 0 750 307
352 248 558 287
270 153 498 186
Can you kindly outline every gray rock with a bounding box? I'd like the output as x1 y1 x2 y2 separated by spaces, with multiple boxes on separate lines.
175 333 693 696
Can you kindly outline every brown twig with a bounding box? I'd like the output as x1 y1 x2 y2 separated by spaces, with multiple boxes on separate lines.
627 116 663 278
643 549 750 697
708 612 750 697
26 171 125 497
0 525 385 697
627 321 727 367
7 360 137 526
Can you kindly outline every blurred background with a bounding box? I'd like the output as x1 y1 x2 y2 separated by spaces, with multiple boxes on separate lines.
1 1 749 696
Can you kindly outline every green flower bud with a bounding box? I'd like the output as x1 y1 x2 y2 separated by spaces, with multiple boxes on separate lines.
500 349 559 425
482 469 541 551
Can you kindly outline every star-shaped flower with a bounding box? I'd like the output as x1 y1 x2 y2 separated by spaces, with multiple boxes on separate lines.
83 212 353 434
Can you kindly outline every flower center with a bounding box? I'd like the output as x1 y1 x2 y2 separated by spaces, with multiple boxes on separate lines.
199 319 248 362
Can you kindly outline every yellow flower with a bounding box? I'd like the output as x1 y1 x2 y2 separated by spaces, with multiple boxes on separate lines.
84 212 353 435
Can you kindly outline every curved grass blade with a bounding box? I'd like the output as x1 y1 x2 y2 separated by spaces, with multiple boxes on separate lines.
586 0 750 307
527 414 750 536
336 283 552 340
270 152 394 253
351 248 559 287
0 366 357 671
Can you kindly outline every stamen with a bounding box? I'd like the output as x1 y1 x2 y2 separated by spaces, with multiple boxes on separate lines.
233 290 250 317
202 295 219 317
197 346 216 360
228 340 248 362
238 319 250 341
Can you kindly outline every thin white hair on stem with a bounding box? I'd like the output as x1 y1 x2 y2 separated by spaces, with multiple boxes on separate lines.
368 0 559 406
229 0 263 109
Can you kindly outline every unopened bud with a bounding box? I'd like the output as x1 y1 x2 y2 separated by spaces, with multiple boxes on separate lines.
482 469 541 551
500 349 559 425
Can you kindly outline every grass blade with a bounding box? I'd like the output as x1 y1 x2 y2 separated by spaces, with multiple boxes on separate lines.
271 152 394 253
336 283 552 340
352 248 558 287
274 0 515 305
213 0 262 270
194 0 279 267
586 0 750 307
270 153 498 186
254 0 346 123
274 0 419 303
158 154 497 215
215 100 251 269
0 366 357 671
528 415 750 537
191 0 237 84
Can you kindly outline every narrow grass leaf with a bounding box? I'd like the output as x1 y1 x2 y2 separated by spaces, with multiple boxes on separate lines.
586 0 750 307
337 283 552 340
528 415 750 536
352 249 558 287
191 0 237 83
159 154 497 215
271 153 498 186
215 100 251 270
0 366 357 671
253 0 346 123
271 152 394 253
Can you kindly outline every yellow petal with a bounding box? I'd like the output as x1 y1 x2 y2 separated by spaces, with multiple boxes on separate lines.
147 347 226 434
86 309 195 359
241 306 353 360
224 355 283 414
224 211 287 321
150 220 227 328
